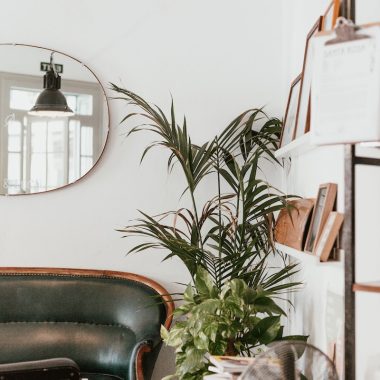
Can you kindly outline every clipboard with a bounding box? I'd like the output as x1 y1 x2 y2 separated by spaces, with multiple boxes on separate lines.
310 18 380 145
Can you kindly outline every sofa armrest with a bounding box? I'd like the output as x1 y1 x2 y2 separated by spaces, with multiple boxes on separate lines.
128 339 154 380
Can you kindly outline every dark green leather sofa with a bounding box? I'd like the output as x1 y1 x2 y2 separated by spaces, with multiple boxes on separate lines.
0 267 174 380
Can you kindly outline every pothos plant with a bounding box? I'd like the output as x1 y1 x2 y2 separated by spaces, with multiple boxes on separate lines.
161 269 306 379
111 85 306 379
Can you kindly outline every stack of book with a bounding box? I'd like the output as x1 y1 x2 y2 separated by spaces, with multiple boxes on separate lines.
204 355 255 380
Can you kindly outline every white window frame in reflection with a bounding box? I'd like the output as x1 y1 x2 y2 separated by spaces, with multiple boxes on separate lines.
0 72 103 194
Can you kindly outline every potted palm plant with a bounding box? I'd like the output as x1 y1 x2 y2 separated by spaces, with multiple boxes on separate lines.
111 85 305 379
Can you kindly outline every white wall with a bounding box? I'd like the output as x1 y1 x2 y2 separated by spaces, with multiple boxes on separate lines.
356 0 380 24
0 1 286 378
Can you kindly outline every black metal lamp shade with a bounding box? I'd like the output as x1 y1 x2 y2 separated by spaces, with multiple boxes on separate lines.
29 68 74 117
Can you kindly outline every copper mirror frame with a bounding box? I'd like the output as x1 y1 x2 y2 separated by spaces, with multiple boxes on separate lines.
0 43 110 196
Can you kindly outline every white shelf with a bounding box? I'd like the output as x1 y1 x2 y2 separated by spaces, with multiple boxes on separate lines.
275 243 343 267
275 133 315 159
275 243 318 263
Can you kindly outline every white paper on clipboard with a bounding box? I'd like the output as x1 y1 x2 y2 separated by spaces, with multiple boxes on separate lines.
310 23 380 145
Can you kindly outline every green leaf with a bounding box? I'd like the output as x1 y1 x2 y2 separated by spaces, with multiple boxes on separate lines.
173 305 191 316
195 268 215 298
225 297 244 317
211 340 228 355
164 326 184 347
243 288 257 304
252 316 281 345
204 322 219 343
196 299 220 314
275 325 284 340
184 284 195 302
180 347 206 374
254 297 286 316
194 331 209 350
160 325 169 341
230 279 247 297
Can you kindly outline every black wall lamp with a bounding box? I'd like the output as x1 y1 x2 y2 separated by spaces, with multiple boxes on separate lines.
29 52 74 117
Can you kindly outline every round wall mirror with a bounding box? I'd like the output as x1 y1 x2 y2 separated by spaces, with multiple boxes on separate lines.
0 44 109 195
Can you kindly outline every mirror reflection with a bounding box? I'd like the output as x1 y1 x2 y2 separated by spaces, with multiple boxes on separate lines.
0 44 109 195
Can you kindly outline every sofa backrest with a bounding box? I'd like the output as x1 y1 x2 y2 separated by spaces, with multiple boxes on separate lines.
0 268 173 379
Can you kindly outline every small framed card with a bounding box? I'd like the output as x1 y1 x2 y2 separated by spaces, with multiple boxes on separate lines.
294 17 323 139
315 212 344 261
279 74 302 148
304 183 337 253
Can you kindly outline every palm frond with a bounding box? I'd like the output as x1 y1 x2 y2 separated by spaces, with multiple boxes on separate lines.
112 85 299 294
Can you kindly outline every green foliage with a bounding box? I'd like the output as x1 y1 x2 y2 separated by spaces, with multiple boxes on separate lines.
111 85 306 379
111 84 296 287
161 269 306 379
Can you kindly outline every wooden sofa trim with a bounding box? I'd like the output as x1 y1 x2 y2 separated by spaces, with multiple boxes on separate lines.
136 343 152 380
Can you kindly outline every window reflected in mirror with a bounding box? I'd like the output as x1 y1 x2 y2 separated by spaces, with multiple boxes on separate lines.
0 44 109 195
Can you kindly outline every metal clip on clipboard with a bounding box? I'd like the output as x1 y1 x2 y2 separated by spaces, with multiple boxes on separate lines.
326 17 370 45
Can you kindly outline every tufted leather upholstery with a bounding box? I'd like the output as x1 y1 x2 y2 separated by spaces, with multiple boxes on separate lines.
0 268 173 380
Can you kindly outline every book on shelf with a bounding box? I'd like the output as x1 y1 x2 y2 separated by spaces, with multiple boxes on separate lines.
204 373 235 380
204 355 255 379
204 355 287 379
